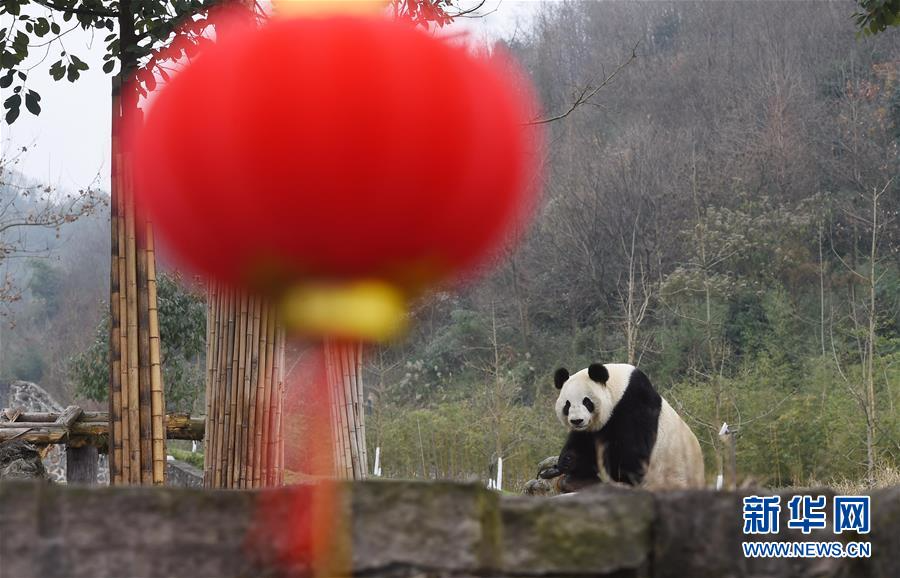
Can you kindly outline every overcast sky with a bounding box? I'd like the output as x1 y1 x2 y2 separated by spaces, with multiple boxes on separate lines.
1 0 544 192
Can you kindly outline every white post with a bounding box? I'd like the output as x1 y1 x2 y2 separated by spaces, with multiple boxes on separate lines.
718 422 736 490
373 446 382 477
496 456 503 492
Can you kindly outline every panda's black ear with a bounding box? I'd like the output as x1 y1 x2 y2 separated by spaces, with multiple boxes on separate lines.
588 363 609 384
554 368 569 390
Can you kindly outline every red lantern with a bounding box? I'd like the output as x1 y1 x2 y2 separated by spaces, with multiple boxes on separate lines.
132 14 542 339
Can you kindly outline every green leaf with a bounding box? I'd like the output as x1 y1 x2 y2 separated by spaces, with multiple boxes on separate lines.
70 54 89 71
0 69 12 89
49 60 65 81
3 92 20 123
34 17 49 37
50 22 60 35
4 93 21 108
66 63 79 82
13 31 27 51
102 60 114 74
24 89 40 115
3 105 17 124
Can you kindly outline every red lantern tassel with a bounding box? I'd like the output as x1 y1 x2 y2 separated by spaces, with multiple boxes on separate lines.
247 342 349 576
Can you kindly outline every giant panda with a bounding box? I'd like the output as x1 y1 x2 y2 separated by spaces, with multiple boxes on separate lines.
541 363 705 491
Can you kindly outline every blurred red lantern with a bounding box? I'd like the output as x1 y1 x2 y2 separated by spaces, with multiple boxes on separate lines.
132 14 542 339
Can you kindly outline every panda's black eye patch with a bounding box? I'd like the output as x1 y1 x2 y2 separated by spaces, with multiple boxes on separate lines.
563 401 570 416
583 397 595 413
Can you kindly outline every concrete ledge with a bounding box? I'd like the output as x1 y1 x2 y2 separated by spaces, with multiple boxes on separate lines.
0 480 895 577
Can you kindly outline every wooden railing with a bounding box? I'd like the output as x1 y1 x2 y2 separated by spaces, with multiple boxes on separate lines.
0 407 204 484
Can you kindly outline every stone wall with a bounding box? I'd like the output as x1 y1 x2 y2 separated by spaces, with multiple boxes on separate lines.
165 458 203 488
0 480 896 578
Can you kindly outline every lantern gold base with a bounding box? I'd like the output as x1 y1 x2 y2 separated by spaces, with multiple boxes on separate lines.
280 280 407 341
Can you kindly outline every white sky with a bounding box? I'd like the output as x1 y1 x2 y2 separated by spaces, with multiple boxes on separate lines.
0 0 544 192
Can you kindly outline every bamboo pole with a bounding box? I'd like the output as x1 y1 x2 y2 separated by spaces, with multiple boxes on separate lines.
335 344 353 479
246 298 262 487
212 286 229 486
124 173 141 484
324 343 343 477
116 163 130 485
107 74 166 487
260 304 276 486
240 297 259 487
147 224 165 484
218 287 237 487
231 293 249 487
341 344 361 480
324 341 367 480
0 412 205 444
204 283 218 487
275 325 285 486
326 351 343 477
340 346 353 479
353 343 369 479
136 211 153 485
204 289 285 489
108 99 123 485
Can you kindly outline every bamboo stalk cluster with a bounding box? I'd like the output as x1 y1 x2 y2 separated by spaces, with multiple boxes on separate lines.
108 93 166 486
204 284 286 488
325 341 367 480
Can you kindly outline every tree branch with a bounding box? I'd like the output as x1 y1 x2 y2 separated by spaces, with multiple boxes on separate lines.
30 0 119 18
526 40 640 126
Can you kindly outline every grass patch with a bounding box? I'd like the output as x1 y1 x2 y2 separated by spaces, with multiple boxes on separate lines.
169 448 204 470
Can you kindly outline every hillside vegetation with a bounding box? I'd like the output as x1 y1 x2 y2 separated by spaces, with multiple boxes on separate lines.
365 1 900 490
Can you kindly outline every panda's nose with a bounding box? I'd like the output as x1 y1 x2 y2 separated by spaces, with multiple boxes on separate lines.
570 418 584 426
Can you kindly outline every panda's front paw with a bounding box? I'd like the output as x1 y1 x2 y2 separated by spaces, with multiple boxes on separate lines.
557 452 576 473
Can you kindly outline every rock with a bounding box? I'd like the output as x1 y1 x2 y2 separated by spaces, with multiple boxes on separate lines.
522 477 555 496
853 485 900 578
351 480 500 575
501 485 653 577
166 458 203 488
0 479 898 577
522 455 565 496
0 440 49 481
535 455 559 476
1 381 66 483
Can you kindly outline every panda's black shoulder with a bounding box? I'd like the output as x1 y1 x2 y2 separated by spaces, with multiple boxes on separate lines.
595 367 663 485
599 367 662 433
624 368 663 408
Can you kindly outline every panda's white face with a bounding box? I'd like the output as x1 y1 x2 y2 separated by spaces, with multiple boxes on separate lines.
554 371 603 432
554 364 633 432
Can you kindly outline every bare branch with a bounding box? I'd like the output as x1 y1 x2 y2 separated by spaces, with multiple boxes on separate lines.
526 40 640 126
